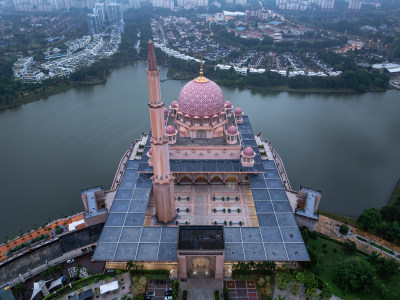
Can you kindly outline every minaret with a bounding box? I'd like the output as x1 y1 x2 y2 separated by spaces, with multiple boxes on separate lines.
146 40 176 224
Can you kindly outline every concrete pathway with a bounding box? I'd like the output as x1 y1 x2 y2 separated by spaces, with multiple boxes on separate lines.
180 279 223 300
316 215 400 260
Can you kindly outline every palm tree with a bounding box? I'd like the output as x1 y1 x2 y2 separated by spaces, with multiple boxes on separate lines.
248 261 256 273
13 283 26 296
126 260 134 271
266 261 277 273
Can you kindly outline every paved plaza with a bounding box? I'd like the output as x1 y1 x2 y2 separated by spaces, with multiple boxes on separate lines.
143 184 259 227
225 280 258 300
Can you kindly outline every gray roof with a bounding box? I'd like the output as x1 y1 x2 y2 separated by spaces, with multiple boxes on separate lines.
92 115 309 262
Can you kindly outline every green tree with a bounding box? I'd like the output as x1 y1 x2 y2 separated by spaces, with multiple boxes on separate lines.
335 257 376 292
126 260 134 271
319 282 333 300
172 280 180 300
386 221 400 244
13 283 26 296
339 224 349 235
357 208 381 232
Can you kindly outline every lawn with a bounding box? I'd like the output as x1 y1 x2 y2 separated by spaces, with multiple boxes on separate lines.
306 234 400 300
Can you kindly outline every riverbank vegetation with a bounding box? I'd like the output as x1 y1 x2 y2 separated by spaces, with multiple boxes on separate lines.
158 49 389 92
301 229 400 300
318 210 357 227
356 197 400 246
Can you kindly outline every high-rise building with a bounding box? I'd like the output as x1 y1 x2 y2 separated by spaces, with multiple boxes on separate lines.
153 0 174 9
318 0 334 10
236 0 247 6
106 2 123 24
129 0 141 9
94 3 106 22
348 0 362 10
196 0 209 6
87 13 103 35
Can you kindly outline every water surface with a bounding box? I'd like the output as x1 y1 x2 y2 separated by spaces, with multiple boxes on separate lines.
0 61 399 239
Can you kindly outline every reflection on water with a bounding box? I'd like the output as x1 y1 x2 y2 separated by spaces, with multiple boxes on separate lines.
0 61 399 238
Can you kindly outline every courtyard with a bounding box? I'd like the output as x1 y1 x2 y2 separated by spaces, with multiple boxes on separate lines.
143 184 259 227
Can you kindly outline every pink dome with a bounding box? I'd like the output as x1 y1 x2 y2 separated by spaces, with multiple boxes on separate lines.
227 126 238 135
234 107 243 115
171 101 178 108
164 107 169 115
225 101 232 108
165 125 176 135
178 79 225 117
243 147 255 156
147 148 152 156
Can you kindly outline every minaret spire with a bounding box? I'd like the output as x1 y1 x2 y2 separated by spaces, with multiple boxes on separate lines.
146 40 175 224
194 52 209 83
200 52 203 78
148 39 157 71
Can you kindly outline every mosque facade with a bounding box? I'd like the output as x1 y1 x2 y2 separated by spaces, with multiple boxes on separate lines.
91 40 313 279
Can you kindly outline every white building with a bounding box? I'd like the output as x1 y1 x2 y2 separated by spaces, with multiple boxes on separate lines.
65 36 91 53
348 0 362 10
235 0 246 6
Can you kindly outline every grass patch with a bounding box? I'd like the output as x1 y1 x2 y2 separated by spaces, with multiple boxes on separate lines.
318 210 357 227
356 236 368 243
130 270 169 280
305 234 400 299
370 242 395 255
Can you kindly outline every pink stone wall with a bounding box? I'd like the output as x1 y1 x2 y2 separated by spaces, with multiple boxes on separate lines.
169 148 241 160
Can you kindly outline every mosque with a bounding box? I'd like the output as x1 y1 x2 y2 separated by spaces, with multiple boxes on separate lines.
91 40 316 279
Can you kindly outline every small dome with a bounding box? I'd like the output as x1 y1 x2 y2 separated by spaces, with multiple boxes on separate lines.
234 107 243 115
147 148 152 156
165 125 176 135
171 101 178 108
225 101 232 108
243 147 255 156
178 78 225 117
164 107 169 115
227 126 238 135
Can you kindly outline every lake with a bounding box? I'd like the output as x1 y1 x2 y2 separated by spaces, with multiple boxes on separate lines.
0 61 399 239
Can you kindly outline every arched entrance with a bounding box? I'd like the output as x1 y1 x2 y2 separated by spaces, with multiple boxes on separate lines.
196 130 207 138
190 257 213 278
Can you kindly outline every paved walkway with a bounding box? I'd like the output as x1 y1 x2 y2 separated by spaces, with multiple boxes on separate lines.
179 279 223 300
316 215 400 260
0 214 85 262
145 280 173 300
225 280 257 300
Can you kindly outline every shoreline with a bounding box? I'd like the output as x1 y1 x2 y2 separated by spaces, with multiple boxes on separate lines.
166 73 388 94
0 83 77 111
0 58 135 111
1 61 390 111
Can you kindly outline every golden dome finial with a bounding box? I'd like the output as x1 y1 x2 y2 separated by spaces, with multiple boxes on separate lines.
194 51 209 83
200 52 203 78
